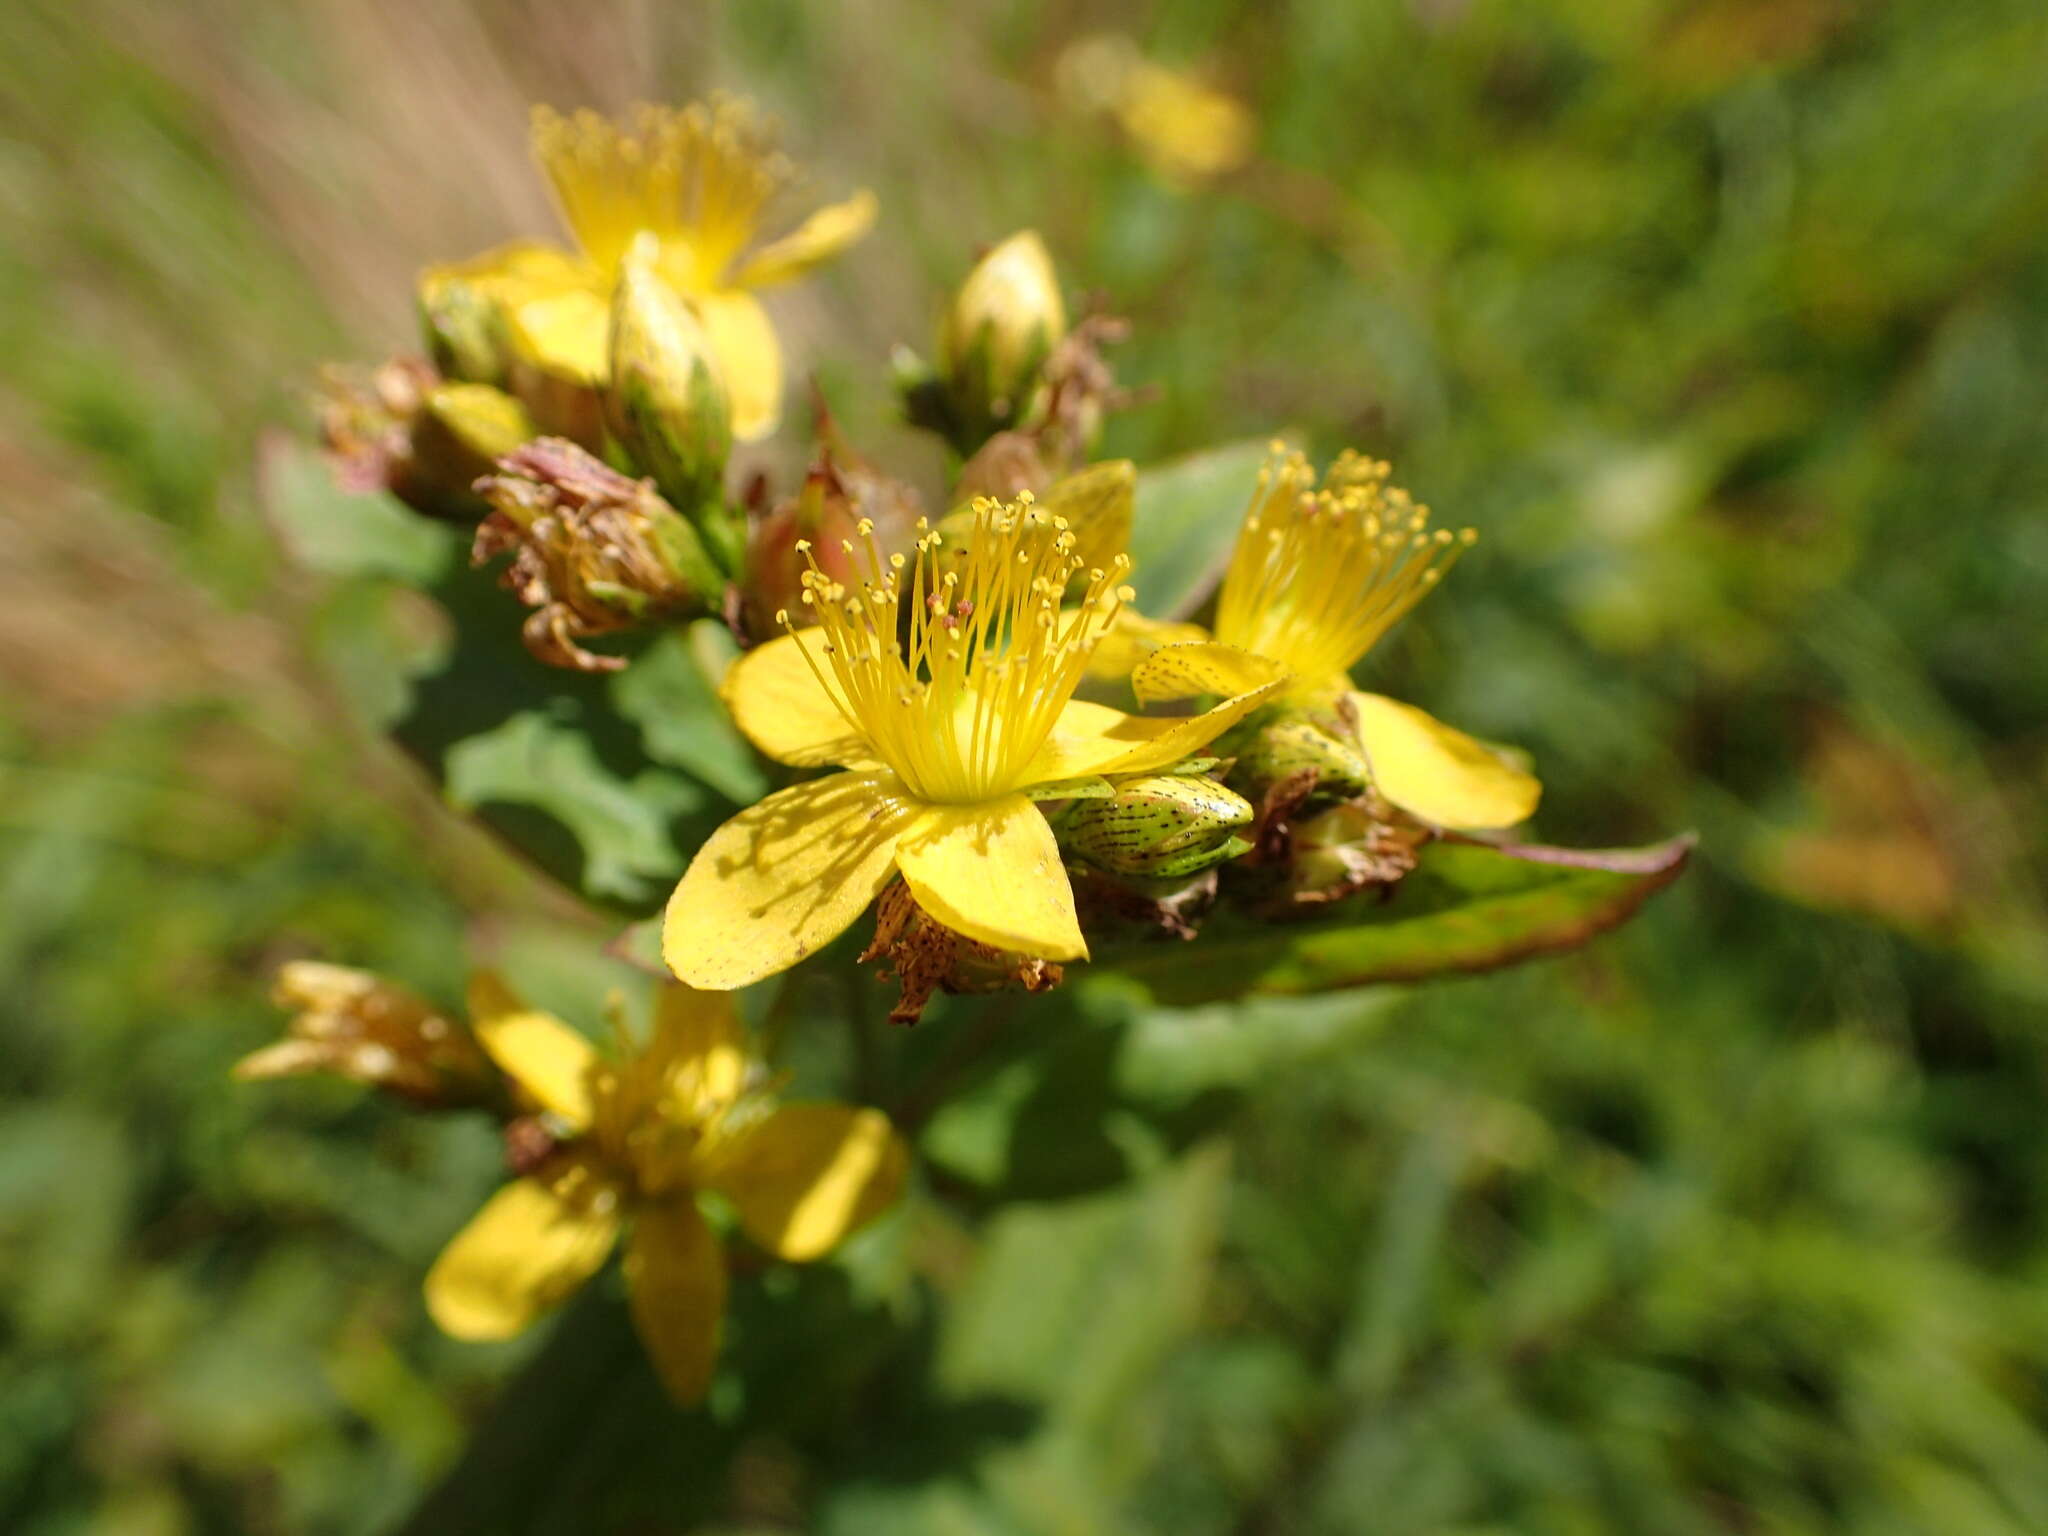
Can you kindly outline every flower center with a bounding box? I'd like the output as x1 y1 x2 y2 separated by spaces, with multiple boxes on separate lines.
531 100 789 287
1215 445 1475 692
781 496 1133 804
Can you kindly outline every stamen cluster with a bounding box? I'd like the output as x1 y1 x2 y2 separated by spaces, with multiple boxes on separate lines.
1215 445 1476 689
532 100 791 283
779 495 1134 803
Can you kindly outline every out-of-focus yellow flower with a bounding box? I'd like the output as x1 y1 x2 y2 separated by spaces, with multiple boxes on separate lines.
425 977 906 1405
1122 446 1542 831
1057 34 1255 185
423 99 876 443
662 495 1285 990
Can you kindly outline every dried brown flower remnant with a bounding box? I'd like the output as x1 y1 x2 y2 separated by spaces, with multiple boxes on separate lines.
1275 793 1430 910
236 962 500 1110
860 882 1064 1025
474 438 725 672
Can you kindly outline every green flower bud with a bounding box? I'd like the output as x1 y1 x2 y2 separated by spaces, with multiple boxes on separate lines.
1063 773 1255 878
316 363 534 522
1234 715 1372 800
607 235 739 569
409 382 536 502
937 230 1067 439
418 242 588 387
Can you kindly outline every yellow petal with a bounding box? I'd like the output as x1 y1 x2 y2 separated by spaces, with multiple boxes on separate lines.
706 1104 907 1262
424 1169 620 1340
690 288 783 442
1131 641 1288 705
504 287 611 384
624 1198 727 1405
721 631 879 769
894 796 1086 959
419 240 589 306
649 983 748 1120
663 771 923 990
466 972 597 1130
732 189 879 289
1085 608 1212 683
1350 692 1542 830
1026 665 1286 781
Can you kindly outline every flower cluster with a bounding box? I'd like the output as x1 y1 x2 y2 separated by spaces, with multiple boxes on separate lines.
264 91 1676 1408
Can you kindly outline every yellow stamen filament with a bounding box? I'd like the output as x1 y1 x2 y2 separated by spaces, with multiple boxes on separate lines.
1215 444 1476 687
784 496 1133 804
531 100 791 284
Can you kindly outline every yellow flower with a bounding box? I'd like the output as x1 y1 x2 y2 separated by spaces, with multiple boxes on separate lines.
1132 446 1542 831
427 99 876 443
662 496 1285 990
425 976 906 1404
1057 34 1255 185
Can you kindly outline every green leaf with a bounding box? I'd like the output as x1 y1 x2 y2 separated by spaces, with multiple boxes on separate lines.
444 710 707 907
1126 438 1274 619
609 624 767 805
934 1146 1231 1525
1104 834 1695 1005
257 432 455 584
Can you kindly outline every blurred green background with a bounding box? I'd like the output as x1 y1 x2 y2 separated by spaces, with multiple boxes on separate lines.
4 0 2047 1531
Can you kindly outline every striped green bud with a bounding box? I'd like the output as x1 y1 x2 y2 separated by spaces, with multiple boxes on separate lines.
1063 773 1254 878
1234 715 1372 800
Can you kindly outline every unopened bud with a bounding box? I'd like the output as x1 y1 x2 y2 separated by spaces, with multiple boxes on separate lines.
608 236 738 567
937 231 1067 439
475 438 723 672
317 361 534 522
1063 773 1254 878
235 962 499 1111
418 242 588 387
860 882 1063 1025
410 382 536 500
1234 716 1372 801
750 415 923 636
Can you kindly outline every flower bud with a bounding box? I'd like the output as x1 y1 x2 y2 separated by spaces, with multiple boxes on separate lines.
1233 715 1372 801
235 962 500 1110
860 882 1063 1025
937 231 1067 438
746 410 924 637
410 381 536 498
474 438 724 672
607 235 738 567
418 242 588 387
1063 773 1255 878
316 361 534 522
